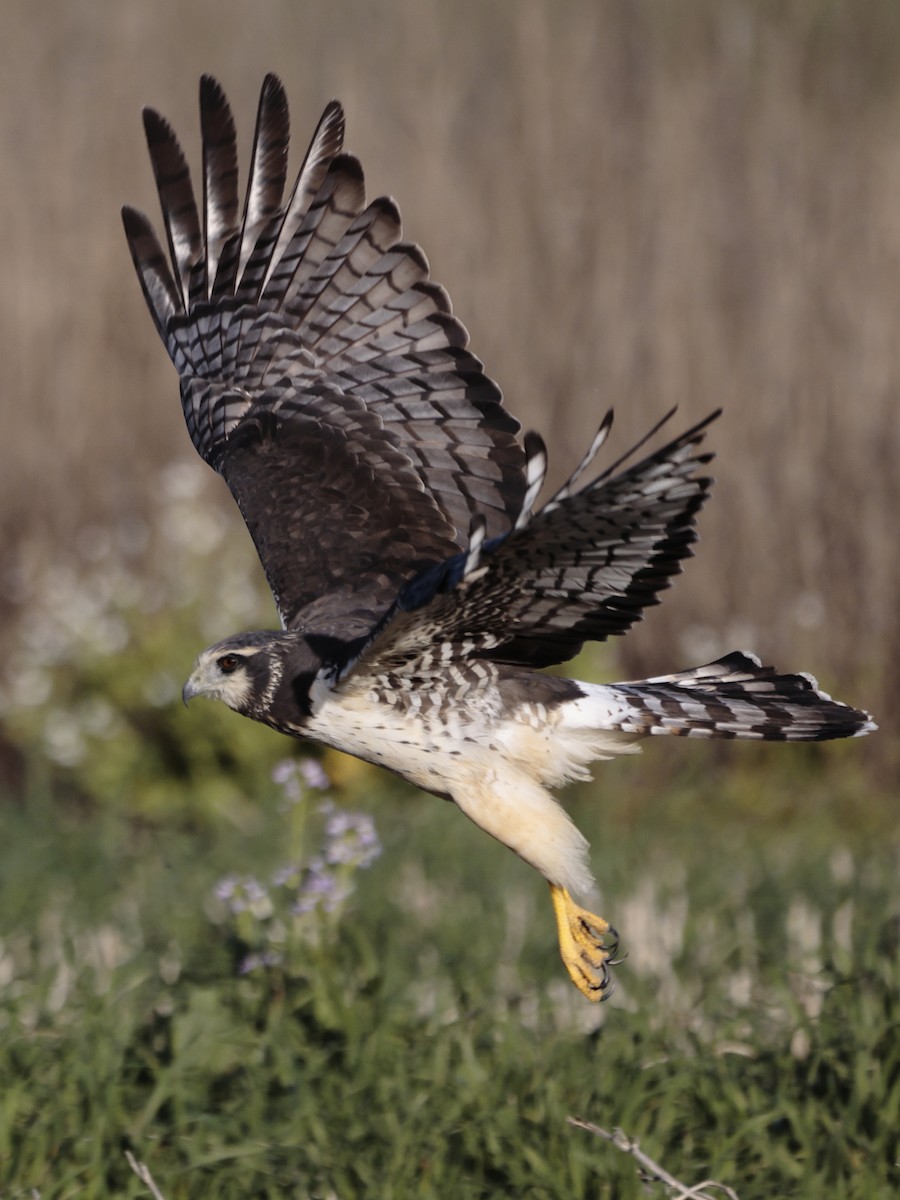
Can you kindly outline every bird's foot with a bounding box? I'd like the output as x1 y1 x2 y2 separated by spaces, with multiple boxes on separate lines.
550 884 619 1001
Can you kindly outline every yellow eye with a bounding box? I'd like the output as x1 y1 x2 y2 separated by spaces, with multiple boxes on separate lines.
218 654 240 674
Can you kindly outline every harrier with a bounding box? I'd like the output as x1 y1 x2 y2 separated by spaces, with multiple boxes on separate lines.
123 76 874 1000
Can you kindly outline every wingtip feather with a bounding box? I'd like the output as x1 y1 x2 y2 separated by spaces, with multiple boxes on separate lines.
121 204 180 339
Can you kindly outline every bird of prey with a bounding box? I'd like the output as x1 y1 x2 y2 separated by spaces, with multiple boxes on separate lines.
123 75 875 1001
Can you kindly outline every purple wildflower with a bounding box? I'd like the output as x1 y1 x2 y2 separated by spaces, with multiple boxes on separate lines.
214 874 269 914
299 758 330 790
239 949 284 975
271 862 302 888
272 756 330 806
323 810 381 869
293 857 354 915
215 874 239 903
272 759 304 804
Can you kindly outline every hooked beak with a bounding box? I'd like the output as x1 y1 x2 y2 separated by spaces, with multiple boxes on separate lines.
182 675 200 706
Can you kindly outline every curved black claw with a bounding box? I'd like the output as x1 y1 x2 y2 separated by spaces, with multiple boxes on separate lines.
551 885 623 1002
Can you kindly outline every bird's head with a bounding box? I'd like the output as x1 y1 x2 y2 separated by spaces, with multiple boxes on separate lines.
183 627 366 728
182 631 294 720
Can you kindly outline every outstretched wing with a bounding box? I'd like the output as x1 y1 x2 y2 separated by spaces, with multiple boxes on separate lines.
345 410 718 676
123 74 527 633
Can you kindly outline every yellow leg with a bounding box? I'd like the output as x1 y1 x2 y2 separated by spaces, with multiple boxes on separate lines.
550 884 619 1001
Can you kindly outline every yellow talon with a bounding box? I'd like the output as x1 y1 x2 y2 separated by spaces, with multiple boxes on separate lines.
550 884 619 1001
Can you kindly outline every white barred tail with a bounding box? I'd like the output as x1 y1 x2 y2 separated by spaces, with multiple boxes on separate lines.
570 652 876 743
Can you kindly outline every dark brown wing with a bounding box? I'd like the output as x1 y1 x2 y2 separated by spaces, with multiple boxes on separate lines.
346 411 718 674
123 74 526 631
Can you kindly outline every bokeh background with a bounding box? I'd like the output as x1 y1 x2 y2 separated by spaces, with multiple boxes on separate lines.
1 0 897 778
2 6 899 1194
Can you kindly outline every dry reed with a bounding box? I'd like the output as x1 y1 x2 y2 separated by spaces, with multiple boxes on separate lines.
1 0 896 766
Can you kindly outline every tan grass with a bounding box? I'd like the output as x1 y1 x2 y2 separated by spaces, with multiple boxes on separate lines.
1 0 896 764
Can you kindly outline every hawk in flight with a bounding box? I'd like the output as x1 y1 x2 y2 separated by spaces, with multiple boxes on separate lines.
123 76 874 1000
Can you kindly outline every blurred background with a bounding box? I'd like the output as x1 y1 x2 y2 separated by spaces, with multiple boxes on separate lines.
1 0 897 792
2 7 899 1191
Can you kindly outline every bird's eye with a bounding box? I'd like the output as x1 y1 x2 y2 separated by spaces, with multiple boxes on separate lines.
218 654 240 674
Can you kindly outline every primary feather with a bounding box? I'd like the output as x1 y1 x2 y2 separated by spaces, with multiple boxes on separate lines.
124 74 527 632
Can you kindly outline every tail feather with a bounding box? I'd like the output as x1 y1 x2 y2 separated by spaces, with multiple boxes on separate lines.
603 651 876 742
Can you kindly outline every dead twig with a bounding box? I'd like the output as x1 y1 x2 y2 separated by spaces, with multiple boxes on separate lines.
124 1150 167 1200
567 1116 741 1200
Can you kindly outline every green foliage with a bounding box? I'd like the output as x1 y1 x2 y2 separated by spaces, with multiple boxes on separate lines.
0 467 288 824
0 465 892 1197
1 773 898 1199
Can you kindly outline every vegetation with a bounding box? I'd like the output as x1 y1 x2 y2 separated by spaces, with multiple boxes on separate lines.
0 488 896 1195
2 755 898 1198
1 3 898 1197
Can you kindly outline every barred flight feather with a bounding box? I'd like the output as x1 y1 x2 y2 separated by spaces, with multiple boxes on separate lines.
372 409 717 671
123 74 527 629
